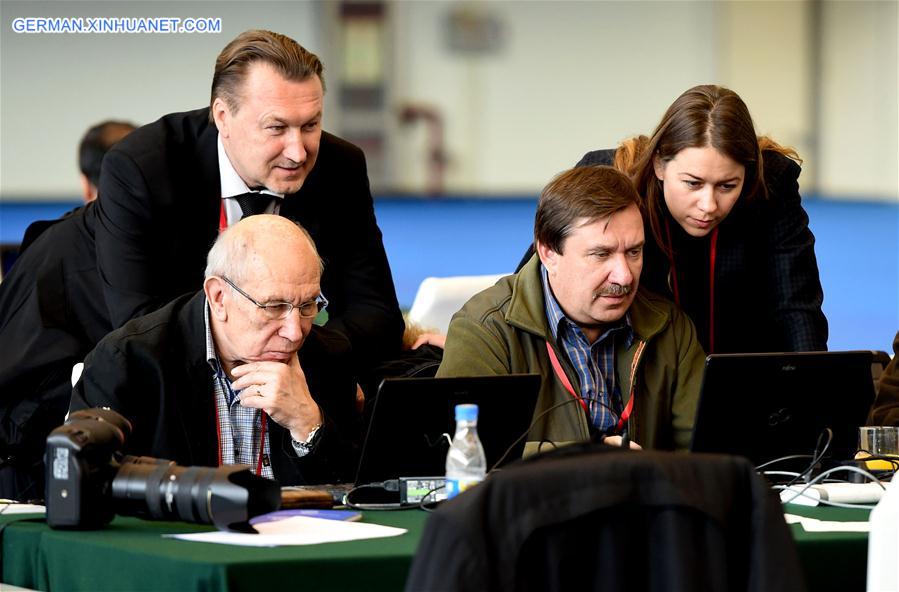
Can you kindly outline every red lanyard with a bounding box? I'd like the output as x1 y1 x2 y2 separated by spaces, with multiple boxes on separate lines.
664 219 718 353
219 201 228 232
214 388 269 476
546 341 587 413
545 340 646 433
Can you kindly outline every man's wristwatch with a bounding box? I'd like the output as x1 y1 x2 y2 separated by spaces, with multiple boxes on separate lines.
292 423 323 455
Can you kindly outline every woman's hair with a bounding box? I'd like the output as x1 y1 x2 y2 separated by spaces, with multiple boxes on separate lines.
614 84 800 248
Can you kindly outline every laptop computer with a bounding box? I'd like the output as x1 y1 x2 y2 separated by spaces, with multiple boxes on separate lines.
690 351 878 469
355 374 542 486
282 374 541 506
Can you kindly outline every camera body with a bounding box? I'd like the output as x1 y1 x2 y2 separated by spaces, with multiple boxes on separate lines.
45 408 280 531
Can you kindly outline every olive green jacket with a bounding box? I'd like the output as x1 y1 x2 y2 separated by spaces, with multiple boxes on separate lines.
437 255 706 452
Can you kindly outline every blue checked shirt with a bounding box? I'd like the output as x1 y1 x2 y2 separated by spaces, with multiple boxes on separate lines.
541 265 634 433
204 304 276 479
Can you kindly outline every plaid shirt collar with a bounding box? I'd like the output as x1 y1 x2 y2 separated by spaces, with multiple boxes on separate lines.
205 301 239 406
204 300 276 477
204 301 223 377
540 264 634 432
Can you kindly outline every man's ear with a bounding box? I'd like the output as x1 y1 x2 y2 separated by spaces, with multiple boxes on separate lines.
204 276 228 321
535 241 559 275
211 97 231 137
80 175 96 203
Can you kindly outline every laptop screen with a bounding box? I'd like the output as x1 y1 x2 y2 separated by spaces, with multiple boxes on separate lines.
690 351 877 468
355 374 541 485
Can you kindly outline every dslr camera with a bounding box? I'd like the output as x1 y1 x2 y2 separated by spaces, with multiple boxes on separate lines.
45 408 280 532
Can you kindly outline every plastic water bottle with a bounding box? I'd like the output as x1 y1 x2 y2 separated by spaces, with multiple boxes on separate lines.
445 404 487 499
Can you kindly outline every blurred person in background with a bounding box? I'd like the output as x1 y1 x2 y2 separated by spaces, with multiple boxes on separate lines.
0 120 135 501
77 120 136 203
867 331 899 425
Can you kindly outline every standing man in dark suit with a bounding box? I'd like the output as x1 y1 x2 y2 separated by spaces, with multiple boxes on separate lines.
71 215 359 484
94 29 403 382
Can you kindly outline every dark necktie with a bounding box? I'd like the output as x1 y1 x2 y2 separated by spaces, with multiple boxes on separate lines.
233 192 272 219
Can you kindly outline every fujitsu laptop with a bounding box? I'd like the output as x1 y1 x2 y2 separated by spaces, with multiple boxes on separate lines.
354 374 542 486
690 351 878 469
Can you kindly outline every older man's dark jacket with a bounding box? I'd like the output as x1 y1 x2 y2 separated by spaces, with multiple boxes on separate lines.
69 291 360 485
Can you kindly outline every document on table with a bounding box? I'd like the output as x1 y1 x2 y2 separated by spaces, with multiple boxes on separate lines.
784 513 871 533
166 514 407 547
0 503 46 515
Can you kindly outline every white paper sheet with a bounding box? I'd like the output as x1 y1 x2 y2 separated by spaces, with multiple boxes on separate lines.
0 503 46 515
784 513 871 532
165 515 407 546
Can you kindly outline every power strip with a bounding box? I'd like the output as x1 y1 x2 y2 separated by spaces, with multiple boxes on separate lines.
399 477 447 504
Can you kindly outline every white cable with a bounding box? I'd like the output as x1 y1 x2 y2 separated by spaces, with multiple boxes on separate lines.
777 465 886 509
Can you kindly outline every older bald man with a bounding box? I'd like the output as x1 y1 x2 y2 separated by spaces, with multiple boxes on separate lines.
70 215 360 485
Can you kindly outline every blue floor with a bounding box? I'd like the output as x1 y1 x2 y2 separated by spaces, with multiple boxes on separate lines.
375 197 899 354
1 196 897 352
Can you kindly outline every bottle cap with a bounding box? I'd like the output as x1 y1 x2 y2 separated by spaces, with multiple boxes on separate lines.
455 404 479 422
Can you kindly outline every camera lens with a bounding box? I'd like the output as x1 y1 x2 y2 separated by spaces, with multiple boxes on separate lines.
110 458 280 531
111 458 207 522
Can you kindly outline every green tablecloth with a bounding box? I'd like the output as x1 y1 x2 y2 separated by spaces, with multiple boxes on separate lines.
1 504 871 591
1 510 430 591
785 504 870 592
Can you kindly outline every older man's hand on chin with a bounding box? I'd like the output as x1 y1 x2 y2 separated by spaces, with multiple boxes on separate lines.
231 353 324 444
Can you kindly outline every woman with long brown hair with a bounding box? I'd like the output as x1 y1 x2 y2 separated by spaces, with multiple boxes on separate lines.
578 84 827 354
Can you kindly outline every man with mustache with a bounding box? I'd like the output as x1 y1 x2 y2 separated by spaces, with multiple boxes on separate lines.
437 166 705 451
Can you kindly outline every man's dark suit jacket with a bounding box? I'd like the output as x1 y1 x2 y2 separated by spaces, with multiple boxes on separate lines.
70 291 360 485
95 107 404 372
0 203 110 500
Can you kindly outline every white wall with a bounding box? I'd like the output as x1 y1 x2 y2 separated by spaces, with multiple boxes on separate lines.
718 1 814 183
1 0 896 201
392 1 720 194
818 0 898 200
